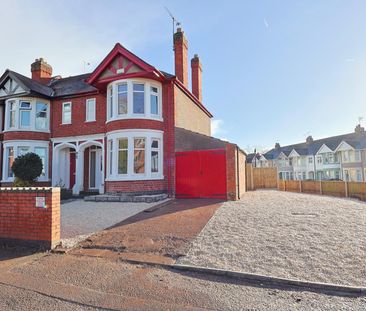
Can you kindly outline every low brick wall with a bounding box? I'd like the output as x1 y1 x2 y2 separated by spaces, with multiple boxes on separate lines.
0 187 60 249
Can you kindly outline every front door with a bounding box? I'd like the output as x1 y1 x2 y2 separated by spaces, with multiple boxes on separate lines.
69 151 76 189
89 148 102 191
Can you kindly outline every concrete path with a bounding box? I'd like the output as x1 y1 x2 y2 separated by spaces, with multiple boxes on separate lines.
61 199 160 239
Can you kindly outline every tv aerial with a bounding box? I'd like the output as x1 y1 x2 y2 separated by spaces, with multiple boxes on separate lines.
164 6 181 51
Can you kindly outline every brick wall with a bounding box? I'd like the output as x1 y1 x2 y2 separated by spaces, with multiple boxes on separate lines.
174 85 211 136
226 144 247 201
0 187 60 249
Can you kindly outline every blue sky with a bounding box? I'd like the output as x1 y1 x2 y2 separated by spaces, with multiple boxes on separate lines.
1 0 366 152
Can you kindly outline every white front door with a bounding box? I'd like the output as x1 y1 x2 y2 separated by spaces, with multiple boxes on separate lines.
89 148 103 191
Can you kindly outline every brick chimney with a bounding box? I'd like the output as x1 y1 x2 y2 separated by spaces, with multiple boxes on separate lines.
191 54 202 102
174 28 188 87
31 58 52 83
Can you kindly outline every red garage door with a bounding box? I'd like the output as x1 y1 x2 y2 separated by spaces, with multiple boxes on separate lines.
176 149 227 199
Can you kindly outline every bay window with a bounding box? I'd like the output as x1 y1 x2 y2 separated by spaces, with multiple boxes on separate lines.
4 98 49 132
2 141 49 182
107 130 163 181
107 79 162 121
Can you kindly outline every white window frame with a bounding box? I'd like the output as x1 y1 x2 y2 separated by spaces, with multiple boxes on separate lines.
106 78 163 122
4 98 50 132
19 101 32 128
62 102 72 124
1 140 49 182
85 98 96 122
106 129 163 181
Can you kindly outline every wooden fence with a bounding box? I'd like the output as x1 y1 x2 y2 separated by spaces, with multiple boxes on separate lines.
278 180 366 201
246 164 278 190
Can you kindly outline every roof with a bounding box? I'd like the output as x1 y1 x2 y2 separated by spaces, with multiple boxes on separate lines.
264 131 366 159
49 73 98 97
246 153 261 163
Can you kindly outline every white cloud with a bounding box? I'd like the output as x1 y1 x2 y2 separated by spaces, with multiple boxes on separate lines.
0 1 167 77
211 119 224 136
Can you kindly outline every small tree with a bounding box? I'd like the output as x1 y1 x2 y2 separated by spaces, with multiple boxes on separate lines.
12 152 43 187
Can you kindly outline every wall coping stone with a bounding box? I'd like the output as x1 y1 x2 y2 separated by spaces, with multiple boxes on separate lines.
0 187 60 193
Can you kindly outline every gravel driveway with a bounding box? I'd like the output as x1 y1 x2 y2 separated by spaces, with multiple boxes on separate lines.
178 190 366 287
61 200 158 244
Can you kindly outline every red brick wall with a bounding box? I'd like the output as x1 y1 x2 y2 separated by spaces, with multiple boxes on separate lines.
0 187 60 249
105 180 167 194
3 131 50 141
51 93 106 138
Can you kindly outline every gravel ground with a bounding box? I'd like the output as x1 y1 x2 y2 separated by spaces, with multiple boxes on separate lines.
9 254 366 310
178 190 366 287
61 199 157 239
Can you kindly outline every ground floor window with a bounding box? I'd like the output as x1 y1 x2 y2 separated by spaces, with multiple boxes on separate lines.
2 141 49 182
106 130 163 181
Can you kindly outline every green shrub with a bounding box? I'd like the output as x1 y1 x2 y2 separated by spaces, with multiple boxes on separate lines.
12 152 43 186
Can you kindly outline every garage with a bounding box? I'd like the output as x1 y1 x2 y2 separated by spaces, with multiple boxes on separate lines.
175 127 247 200
176 149 227 199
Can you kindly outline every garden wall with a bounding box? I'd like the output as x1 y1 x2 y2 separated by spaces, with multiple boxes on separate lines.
0 187 60 249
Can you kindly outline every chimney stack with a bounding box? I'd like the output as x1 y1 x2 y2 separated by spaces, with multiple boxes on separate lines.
174 28 188 87
355 124 365 133
275 142 281 150
306 135 314 144
191 54 202 102
31 58 52 83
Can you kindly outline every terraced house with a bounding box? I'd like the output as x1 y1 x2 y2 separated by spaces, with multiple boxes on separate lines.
262 125 366 182
0 28 246 200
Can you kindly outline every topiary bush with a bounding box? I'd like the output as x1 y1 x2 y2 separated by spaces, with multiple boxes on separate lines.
12 152 43 187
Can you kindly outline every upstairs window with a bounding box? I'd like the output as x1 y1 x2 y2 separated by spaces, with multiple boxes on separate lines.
8 100 16 128
150 86 159 115
62 102 72 124
107 79 162 121
19 101 31 127
118 83 128 115
86 98 96 122
308 157 313 164
133 83 145 114
36 102 48 130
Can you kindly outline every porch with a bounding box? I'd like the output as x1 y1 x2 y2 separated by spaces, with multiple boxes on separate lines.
52 137 105 195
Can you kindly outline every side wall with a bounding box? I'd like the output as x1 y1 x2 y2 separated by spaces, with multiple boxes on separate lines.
174 85 211 136
0 187 60 249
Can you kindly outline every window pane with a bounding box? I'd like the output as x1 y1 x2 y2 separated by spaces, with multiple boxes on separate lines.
20 102 31 108
7 147 14 178
134 150 145 173
118 92 128 114
150 94 158 115
134 138 145 173
20 111 30 126
151 151 159 173
134 138 145 148
86 99 96 121
109 140 113 175
36 103 47 129
133 92 144 114
133 83 144 92
119 138 128 149
118 150 128 174
118 84 127 93
18 146 30 156
109 87 113 118
151 140 158 148
34 147 46 176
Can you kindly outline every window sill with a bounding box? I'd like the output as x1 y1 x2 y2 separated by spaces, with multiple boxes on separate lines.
106 115 163 123
3 129 50 133
105 174 164 182
85 120 96 123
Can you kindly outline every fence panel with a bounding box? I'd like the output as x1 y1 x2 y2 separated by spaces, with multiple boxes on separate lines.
301 181 321 195
348 182 366 201
321 181 346 198
285 180 301 192
246 165 277 190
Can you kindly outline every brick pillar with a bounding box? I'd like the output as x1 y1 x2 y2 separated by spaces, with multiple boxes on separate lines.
191 54 202 102
174 28 189 88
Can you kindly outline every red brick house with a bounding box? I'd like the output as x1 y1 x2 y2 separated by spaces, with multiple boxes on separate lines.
0 28 246 200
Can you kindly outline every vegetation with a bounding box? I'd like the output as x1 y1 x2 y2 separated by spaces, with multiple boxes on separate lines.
12 153 43 186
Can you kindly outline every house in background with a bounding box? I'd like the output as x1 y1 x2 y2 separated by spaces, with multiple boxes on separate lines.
264 125 366 181
0 28 246 200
